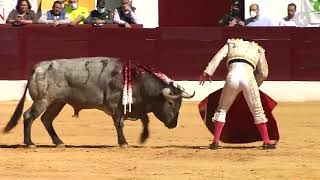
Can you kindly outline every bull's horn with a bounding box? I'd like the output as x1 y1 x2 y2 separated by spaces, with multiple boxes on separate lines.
162 88 181 99
181 90 195 99
172 82 195 99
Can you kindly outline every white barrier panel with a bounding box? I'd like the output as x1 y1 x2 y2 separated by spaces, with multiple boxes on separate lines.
133 0 159 28
1 80 320 102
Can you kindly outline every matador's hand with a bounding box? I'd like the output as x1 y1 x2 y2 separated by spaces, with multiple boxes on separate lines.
199 72 212 85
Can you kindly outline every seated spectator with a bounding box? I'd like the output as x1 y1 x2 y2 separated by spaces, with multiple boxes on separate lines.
64 0 89 25
85 0 113 25
218 1 244 27
6 0 36 26
114 0 140 28
279 3 297 26
38 1 71 26
245 4 273 26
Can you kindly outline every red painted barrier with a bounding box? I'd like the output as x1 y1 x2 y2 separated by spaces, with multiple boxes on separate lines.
0 24 319 80
158 0 235 27
0 25 24 79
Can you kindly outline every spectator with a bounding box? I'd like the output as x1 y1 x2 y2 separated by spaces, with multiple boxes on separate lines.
85 0 113 25
245 4 273 26
279 3 297 26
64 0 89 25
218 1 244 27
6 0 36 25
38 1 71 26
114 0 140 28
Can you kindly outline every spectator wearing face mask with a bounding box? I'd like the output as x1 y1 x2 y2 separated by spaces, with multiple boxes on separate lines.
245 3 272 26
114 0 140 28
218 1 244 27
38 1 71 26
85 0 113 25
64 0 89 25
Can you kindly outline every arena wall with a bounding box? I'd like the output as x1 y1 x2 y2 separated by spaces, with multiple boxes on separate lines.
0 25 319 101
158 0 235 27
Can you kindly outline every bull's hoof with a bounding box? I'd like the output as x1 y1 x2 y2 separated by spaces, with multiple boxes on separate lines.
24 141 36 148
56 144 66 148
27 144 37 148
119 144 129 149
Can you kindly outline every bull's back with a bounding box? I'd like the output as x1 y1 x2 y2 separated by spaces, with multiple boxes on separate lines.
28 57 124 105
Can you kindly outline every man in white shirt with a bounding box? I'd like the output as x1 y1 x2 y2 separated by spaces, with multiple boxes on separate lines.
114 0 140 28
245 3 273 26
279 3 297 26
38 0 71 26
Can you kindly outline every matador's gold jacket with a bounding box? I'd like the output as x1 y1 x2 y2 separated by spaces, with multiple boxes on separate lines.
204 38 269 86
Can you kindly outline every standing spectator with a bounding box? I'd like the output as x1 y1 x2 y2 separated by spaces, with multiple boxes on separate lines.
85 0 113 25
279 3 297 26
218 1 244 27
6 0 36 25
64 0 89 25
245 4 273 26
114 0 140 28
38 1 71 26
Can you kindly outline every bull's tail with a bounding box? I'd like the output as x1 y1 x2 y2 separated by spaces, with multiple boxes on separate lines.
3 81 29 133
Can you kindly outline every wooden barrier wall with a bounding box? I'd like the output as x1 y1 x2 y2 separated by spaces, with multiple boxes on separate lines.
0 24 319 80
158 0 235 27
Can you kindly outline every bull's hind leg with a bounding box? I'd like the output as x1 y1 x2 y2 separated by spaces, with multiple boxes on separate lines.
112 113 128 148
41 102 66 147
140 114 149 144
23 99 49 147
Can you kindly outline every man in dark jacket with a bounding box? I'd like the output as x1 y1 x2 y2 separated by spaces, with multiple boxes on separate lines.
218 1 244 27
85 0 113 25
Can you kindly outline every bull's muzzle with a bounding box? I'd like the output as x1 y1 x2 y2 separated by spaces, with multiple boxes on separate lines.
165 114 178 129
166 121 177 129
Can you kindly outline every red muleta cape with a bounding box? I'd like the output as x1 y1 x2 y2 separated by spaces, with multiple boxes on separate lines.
198 88 280 143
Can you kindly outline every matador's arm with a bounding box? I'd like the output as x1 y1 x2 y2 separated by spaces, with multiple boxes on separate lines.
204 44 228 76
254 49 269 87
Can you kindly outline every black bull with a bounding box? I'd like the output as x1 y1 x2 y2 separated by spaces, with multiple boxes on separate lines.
3 57 194 148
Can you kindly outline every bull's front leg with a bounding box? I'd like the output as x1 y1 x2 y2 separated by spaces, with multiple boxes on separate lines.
112 113 128 148
140 114 149 144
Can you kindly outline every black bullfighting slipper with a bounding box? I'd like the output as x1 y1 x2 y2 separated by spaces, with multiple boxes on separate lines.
262 143 276 150
209 143 219 150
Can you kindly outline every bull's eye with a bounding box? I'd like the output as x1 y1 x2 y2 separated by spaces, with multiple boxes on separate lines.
168 101 174 106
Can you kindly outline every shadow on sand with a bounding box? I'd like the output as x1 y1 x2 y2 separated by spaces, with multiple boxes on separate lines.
0 144 260 150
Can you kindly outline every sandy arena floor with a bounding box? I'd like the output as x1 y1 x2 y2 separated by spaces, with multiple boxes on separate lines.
0 101 319 180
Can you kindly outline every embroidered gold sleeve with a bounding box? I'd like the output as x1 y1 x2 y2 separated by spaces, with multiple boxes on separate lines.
204 44 228 76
